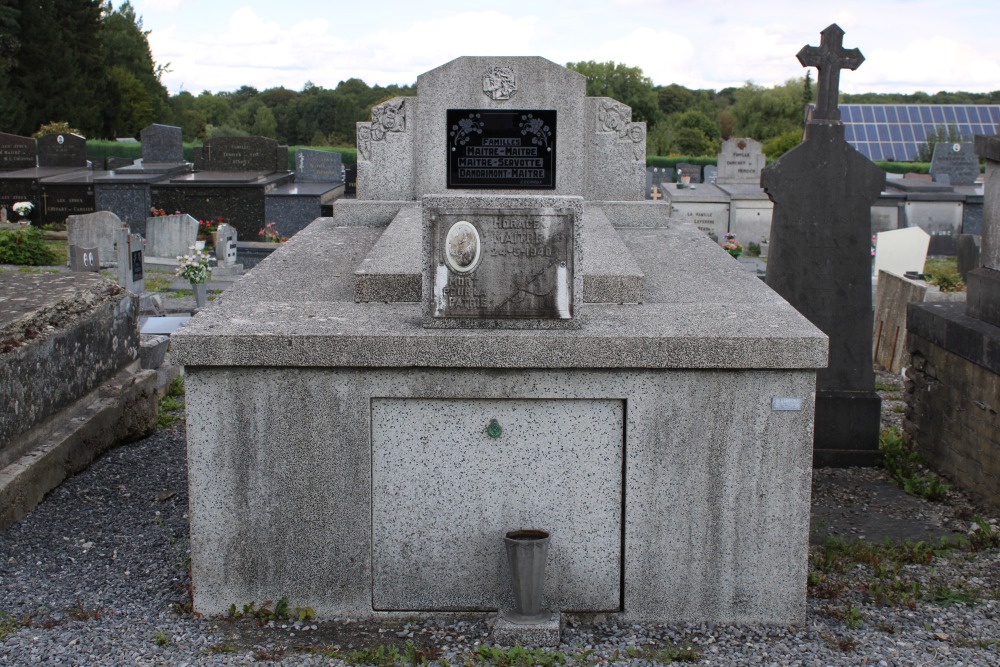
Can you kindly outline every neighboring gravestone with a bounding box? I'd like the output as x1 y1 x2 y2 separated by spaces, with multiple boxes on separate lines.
957 233 981 282
295 148 343 183
141 124 184 163
968 135 1000 328
146 213 199 258
874 226 930 278
343 163 357 196
0 132 36 171
930 142 979 186
703 164 718 184
65 211 124 267
214 223 238 267
197 136 287 173
36 133 87 168
762 24 885 466
69 245 100 272
675 162 701 183
115 229 145 293
717 138 766 185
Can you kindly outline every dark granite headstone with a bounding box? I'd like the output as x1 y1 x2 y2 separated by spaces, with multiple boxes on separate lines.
37 133 87 168
762 24 885 466
295 148 343 183
344 163 357 196
703 165 718 184
675 162 702 183
198 136 285 172
69 245 100 272
141 124 184 163
39 179 96 224
930 142 979 186
957 234 981 282
0 133 36 171
963 192 984 235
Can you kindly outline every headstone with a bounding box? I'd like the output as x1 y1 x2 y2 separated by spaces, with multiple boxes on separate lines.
703 164 718 184
65 211 124 267
644 167 656 199
344 163 357 196
902 199 963 255
295 148 343 183
422 195 582 328
675 162 701 184
873 226 930 279
146 213 199 258
141 124 184 163
446 109 557 189
197 136 286 173
0 132 36 171
69 245 100 272
214 223 238 266
957 234 981 282
115 228 145 293
762 24 885 466
36 133 87 168
716 138 766 185
930 142 979 186
968 135 1000 328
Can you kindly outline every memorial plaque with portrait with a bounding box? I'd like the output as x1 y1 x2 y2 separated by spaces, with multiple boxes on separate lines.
428 208 573 320
447 109 556 189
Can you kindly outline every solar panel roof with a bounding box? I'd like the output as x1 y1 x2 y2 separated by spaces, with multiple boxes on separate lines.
833 104 1000 161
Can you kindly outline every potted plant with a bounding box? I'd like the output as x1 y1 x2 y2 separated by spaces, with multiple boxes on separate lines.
258 222 286 243
176 245 212 308
722 233 744 258
12 201 33 224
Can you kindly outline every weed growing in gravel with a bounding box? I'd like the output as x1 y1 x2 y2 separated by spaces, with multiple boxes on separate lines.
209 641 237 653
965 516 1000 551
170 288 194 298
476 644 567 667
153 629 170 646
626 640 702 663
822 634 859 652
156 376 186 429
878 426 949 501
928 586 980 605
874 380 897 392
0 611 29 640
226 597 316 625
809 534 949 605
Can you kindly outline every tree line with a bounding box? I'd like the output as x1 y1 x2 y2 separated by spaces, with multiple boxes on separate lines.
2 2 1000 158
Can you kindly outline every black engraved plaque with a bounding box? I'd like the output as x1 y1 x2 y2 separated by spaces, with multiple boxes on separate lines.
447 109 556 189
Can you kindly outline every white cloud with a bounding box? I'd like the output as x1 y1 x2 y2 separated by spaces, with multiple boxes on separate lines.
133 0 192 12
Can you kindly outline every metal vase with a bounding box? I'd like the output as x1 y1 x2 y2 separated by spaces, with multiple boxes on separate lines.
192 282 207 308
504 529 550 622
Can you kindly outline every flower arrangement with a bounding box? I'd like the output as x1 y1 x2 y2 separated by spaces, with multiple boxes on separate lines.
12 201 33 219
722 232 744 258
176 246 211 284
199 217 225 235
258 222 286 243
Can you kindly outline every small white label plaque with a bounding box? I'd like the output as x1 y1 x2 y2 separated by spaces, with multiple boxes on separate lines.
771 397 803 411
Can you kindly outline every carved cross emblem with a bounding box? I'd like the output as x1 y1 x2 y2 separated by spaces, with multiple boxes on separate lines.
796 24 864 122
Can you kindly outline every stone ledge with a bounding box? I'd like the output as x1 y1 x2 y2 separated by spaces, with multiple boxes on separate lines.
0 365 158 530
907 301 1000 375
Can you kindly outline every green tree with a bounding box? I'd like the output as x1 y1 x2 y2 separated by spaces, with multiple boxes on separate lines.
250 105 277 138
0 1 23 131
100 1 169 133
731 78 807 141
566 60 663 127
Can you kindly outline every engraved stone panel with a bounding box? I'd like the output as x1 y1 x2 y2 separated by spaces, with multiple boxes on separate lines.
930 142 979 186
37 133 87 168
447 109 556 189
0 133 36 170
427 207 574 321
372 397 623 612
674 201 730 240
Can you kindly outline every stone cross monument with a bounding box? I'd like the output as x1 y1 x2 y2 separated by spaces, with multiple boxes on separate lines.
762 25 886 466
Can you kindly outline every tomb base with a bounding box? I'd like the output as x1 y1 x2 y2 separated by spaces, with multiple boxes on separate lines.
813 390 882 467
492 611 560 647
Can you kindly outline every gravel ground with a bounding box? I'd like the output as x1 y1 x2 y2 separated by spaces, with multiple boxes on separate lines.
1 375 998 666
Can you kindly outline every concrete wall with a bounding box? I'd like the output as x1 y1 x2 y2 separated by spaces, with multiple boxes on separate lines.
185 365 815 624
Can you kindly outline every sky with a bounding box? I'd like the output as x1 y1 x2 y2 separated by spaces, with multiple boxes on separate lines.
131 0 1000 97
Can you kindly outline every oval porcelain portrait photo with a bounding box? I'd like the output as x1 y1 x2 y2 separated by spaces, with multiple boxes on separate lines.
444 220 481 273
